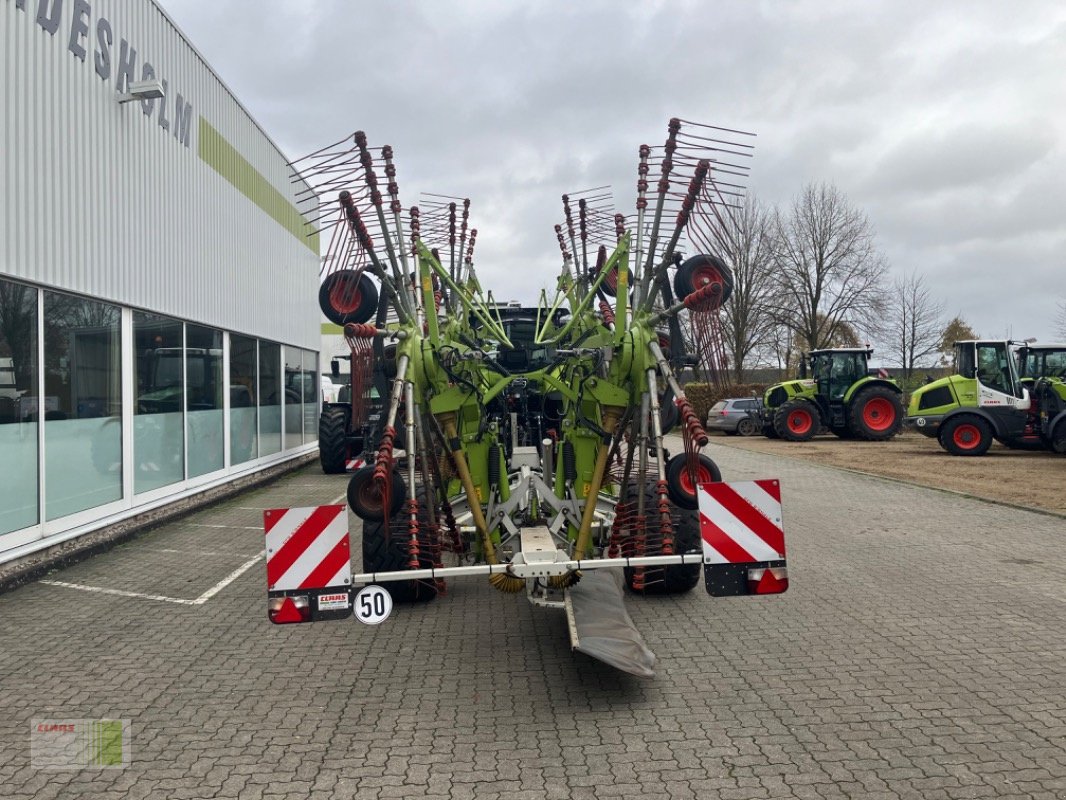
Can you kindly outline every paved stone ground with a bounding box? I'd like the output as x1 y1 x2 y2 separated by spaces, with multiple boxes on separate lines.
1 444 1064 799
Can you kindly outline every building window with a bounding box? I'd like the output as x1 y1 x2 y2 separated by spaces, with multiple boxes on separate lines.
0 279 39 535
284 348 303 449
133 312 185 494
302 349 319 444
230 334 258 465
258 341 282 457
186 324 224 478
43 292 122 520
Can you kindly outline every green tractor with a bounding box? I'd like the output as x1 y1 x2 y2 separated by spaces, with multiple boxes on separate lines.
759 348 904 442
905 340 1043 456
1017 343 1066 453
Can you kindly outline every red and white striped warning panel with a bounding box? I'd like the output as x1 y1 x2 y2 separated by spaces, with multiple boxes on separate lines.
698 480 788 597
264 505 350 592
698 479 784 563
346 457 365 472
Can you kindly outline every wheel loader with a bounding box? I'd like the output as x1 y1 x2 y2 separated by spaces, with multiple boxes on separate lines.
756 348 904 441
265 121 792 678
905 339 1053 456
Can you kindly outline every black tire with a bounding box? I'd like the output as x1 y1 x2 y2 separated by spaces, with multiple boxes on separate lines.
939 415 993 457
319 406 350 474
664 452 722 510
361 495 438 603
347 465 407 521
659 388 679 435
848 385 904 441
319 270 379 325
622 481 702 595
736 416 757 437
672 254 734 308
763 423 779 439
599 265 619 297
773 399 819 442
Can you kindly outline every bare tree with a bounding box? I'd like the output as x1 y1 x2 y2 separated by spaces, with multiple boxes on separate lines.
772 182 888 351
882 271 944 379
717 195 779 382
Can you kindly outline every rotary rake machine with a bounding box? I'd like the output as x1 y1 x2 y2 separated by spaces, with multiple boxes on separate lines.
266 121 789 676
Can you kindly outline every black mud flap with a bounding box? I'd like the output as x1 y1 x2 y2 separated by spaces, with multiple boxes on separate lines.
268 587 353 624
565 569 656 678
703 560 788 597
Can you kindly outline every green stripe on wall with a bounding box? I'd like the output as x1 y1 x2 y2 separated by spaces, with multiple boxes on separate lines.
321 323 344 334
198 117 319 254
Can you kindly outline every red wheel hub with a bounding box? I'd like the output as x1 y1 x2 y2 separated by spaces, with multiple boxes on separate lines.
330 276 363 314
952 423 981 450
861 397 896 431
787 410 813 435
692 266 723 292
680 466 714 495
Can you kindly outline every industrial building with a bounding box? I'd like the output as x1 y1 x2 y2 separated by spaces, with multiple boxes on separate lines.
0 0 320 563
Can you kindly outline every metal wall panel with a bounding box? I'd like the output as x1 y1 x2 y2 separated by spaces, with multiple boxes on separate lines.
0 0 319 349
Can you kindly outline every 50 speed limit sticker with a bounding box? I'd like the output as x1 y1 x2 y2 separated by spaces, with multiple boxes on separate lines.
353 586 393 625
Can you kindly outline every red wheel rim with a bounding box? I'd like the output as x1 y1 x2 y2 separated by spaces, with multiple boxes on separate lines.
692 265 723 292
357 477 384 512
787 409 813 435
330 276 363 314
861 397 896 431
952 423 981 450
679 465 714 495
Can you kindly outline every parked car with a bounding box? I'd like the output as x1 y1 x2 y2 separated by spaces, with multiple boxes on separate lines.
706 397 762 436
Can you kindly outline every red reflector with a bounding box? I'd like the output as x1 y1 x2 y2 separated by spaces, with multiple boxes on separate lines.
269 596 311 624
747 567 788 595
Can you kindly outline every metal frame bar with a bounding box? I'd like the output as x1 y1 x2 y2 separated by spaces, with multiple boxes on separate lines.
350 552 707 585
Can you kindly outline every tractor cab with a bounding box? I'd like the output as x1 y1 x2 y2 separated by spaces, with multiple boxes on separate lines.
1016 343 1066 384
804 348 871 402
953 340 1028 402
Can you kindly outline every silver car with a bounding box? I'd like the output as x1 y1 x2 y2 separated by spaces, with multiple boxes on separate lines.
706 397 762 436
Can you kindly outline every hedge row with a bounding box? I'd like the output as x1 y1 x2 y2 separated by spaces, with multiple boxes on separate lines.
684 382 767 424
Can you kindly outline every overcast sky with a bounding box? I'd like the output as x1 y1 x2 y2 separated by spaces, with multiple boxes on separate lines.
162 0 1066 344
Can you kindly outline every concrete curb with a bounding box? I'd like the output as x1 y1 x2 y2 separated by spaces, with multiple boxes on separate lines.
0 453 317 596
705 437 1066 521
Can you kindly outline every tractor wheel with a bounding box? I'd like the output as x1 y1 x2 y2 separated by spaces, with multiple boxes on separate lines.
736 416 758 437
318 407 350 474
848 386 904 440
622 481 702 595
361 494 438 603
659 387 679 435
773 400 819 442
672 254 734 308
347 465 407 521
1051 422 1066 454
939 415 993 457
665 452 722 510
763 423 779 439
319 270 379 326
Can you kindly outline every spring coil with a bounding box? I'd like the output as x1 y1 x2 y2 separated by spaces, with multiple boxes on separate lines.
562 441 577 483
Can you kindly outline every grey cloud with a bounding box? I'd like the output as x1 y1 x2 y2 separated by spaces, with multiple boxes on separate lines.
161 0 1066 340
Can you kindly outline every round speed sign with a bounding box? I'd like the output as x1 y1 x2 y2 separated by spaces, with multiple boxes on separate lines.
353 586 393 625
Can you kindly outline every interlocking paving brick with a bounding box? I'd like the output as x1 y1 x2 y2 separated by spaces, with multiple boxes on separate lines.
1 442 1064 799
